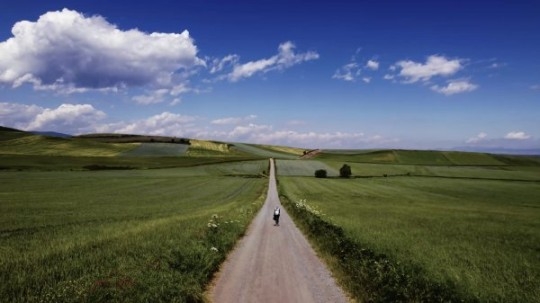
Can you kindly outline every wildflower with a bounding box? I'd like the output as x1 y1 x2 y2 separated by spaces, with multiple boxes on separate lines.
210 246 218 252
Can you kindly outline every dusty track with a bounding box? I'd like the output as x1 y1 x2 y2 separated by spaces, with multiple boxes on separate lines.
209 159 347 303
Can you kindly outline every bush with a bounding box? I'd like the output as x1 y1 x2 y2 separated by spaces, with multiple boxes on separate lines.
339 164 352 178
314 169 327 178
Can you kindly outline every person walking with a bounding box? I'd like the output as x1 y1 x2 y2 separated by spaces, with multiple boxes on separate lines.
273 206 281 226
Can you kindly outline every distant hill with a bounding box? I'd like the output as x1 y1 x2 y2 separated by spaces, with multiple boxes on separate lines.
32 131 72 138
2 126 539 164
316 149 540 166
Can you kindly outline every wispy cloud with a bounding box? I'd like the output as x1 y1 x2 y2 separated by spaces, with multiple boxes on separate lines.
431 79 478 95
0 9 204 93
225 41 319 82
332 63 359 82
333 52 379 83
466 132 487 143
211 115 257 125
209 55 240 74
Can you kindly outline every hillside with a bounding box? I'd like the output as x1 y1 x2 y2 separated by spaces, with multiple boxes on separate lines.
317 149 540 166
2 126 539 168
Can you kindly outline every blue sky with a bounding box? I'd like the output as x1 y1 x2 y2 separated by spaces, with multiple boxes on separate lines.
1 0 539 151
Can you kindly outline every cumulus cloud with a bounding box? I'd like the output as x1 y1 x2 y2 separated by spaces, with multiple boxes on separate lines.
0 102 105 133
202 122 397 149
504 131 531 140
0 8 204 93
431 79 478 95
226 41 319 82
393 55 463 83
101 112 198 136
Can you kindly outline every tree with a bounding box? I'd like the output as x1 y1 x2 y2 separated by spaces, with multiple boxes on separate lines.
339 164 352 178
315 169 327 178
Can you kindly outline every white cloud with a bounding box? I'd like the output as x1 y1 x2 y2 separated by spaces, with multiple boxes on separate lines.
103 112 198 136
334 53 380 83
0 102 105 133
0 9 204 92
504 131 531 140
0 102 44 130
211 115 257 125
466 132 487 143
132 89 171 105
332 62 359 82
209 55 240 74
366 60 379 70
227 41 319 82
394 55 463 83
431 79 478 95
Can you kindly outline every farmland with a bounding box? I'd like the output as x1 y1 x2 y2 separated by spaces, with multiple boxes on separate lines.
2 126 540 302
276 155 540 302
0 154 268 302
0 127 278 302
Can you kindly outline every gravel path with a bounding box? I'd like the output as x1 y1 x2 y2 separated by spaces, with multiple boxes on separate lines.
209 159 348 303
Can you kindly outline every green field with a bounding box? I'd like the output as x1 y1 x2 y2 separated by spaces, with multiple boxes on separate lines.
0 161 268 302
277 156 540 302
3 126 540 302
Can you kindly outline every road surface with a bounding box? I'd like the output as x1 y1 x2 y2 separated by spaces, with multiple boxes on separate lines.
209 159 348 303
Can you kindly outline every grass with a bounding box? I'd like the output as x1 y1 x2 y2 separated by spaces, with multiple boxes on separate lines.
275 159 339 176
187 140 234 157
120 143 190 157
316 149 540 166
0 161 268 302
0 135 136 157
231 143 302 159
277 163 540 302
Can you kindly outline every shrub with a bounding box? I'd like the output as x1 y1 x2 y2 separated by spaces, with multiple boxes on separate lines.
314 169 327 178
339 164 352 178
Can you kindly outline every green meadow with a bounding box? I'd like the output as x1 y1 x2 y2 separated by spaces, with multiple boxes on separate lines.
0 163 268 302
277 153 540 302
0 127 276 302
2 126 540 302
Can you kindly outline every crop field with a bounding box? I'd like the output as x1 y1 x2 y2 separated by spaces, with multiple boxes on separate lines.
0 135 136 157
277 159 540 302
120 143 190 157
0 161 268 302
316 149 539 166
275 159 339 176
231 143 301 159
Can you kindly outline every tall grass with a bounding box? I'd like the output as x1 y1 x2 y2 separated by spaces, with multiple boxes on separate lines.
0 164 267 302
278 173 540 302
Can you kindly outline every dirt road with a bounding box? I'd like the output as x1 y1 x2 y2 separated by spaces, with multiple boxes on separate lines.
209 159 348 303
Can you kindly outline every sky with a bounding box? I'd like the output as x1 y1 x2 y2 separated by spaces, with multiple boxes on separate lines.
0 0 539 151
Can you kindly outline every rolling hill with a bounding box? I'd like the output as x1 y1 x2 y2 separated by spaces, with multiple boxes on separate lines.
1 126 539 169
